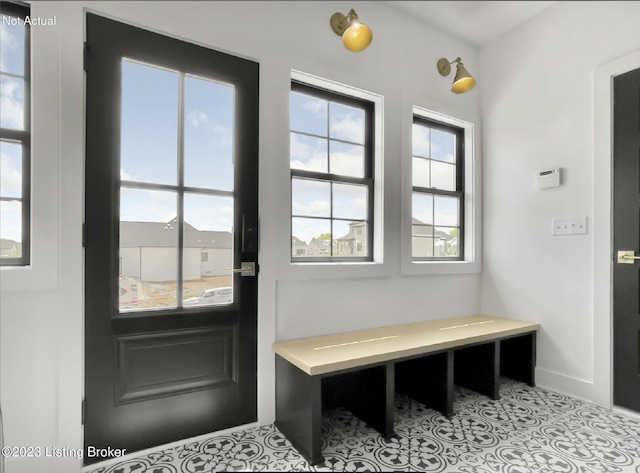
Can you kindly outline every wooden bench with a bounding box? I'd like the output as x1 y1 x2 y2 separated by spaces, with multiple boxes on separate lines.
272 314 539 465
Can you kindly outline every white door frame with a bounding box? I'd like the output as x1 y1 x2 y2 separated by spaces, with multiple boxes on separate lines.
593 49 640 409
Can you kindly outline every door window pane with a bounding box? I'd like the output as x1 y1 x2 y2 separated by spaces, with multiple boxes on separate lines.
0 16 25 76
290 92 327 136
120 59 179 185
119 188 178 311
0 76 24 130
184 75 234 191
182 194 234 307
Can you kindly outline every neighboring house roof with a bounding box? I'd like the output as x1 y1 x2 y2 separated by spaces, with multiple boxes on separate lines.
291 236 307 246
120 220 232 248
0 238 17 250
412 218 454 241
309 238 331 248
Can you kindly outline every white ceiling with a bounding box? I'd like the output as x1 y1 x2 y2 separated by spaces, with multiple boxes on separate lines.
386 1 556 46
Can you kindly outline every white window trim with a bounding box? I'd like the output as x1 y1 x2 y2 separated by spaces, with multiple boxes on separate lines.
277 70 387 281
402 105 481 275
1 7 60 291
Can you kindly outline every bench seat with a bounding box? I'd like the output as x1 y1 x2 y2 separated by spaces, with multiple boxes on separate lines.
272 314 539 465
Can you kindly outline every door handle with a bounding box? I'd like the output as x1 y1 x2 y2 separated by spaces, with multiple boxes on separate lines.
617 250 640 264
225 262 256 276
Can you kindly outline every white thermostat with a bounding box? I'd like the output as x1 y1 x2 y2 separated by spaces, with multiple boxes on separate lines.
536 168 561 189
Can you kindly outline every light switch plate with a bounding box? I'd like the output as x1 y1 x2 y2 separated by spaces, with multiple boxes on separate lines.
552 217 588 236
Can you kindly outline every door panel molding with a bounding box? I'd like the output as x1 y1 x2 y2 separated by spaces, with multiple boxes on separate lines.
115 326 238 404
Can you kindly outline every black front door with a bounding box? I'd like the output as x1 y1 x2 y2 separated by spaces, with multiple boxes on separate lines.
613 66 640 413
84 14 259 463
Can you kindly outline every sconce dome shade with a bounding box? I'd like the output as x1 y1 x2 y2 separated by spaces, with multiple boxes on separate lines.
342 22 373 52
451 62 477 94
330 9 372 52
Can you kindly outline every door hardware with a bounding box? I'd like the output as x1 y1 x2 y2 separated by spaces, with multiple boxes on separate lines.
617 250 640 264
225 262 256 276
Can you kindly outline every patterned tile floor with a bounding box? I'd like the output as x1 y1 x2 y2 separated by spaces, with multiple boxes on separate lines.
86 379 640 472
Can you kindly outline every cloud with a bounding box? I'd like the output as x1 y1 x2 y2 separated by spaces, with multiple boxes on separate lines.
412 124 430 157
0 148 22 197
290 133 327 172
0 77 24 129
187 110 208 128
0 200 22 241
330 114 364 144
291 199 330 217
301 96 326 115
0 23 18 71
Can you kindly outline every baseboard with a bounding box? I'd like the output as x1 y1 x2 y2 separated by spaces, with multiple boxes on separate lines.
535 367 594 403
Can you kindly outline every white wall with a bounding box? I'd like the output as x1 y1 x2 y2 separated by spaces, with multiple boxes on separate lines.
479 1 640 400
0 2 480 472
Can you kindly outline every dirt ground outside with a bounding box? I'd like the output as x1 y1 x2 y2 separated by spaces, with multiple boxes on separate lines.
133 275 233 309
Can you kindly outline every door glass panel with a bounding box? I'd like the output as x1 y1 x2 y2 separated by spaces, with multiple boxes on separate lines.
119 188 178 312
184 75 234 191
0 76 24 130
182 194 234 307
120 59 179 184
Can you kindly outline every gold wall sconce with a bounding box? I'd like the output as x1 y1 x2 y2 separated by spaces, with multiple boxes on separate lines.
437 57 477 94
330 8 373 52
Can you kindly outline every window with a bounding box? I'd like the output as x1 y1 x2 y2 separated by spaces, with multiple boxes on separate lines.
0 2 30 266
412 116 464 260
289 81 374 262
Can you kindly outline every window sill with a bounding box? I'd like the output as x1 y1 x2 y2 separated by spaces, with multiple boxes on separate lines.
276 260 391 281
401 259 481 276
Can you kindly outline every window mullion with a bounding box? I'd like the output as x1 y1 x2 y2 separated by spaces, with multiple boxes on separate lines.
176 73 186 306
